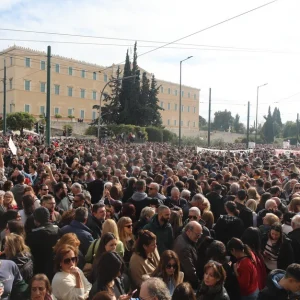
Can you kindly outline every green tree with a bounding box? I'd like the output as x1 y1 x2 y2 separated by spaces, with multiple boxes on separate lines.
283 121 297 138
261 106 274 143
119 50 132 124
7 112 36 136
147 74 163 127
199 115 207 127
101 66 122 124
138 72 151 126
233 114 240 133
54 114 62 121
213 110 233 131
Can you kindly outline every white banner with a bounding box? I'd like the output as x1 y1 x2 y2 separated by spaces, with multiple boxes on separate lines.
9 137 17 155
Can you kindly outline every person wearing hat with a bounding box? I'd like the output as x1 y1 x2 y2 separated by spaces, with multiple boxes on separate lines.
26 206 60 281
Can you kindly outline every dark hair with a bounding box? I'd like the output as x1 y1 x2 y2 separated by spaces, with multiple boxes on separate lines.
269 222 283 246
120 203 136 221
92 291 115 300
283 212 296 225
172 282 196 300
151 250 180 286
285 264 300 282
95 252 124 288
92 203 105 214
22 195 35 216
206 240 227 265
241 227 262 254
16 174 25 184
237 189 247 201
134 230 156 259
3 180 13 192
7 220 26 240
227 238 255 264
94 233 117 263
225 201 239 217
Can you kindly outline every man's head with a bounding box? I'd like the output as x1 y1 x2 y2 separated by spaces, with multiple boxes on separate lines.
157 205 171 225
92 203 106 221
236 189 247 202
41 194 56 213
181 189 191 201
33 207 50 227
291 215 300 230
135 180 146 192
188 207 201 222
75 207 89 224
55 182 68 198
140 277 171 300
170 187 180 201
40 184 49 196
148 182 159 197
73 193 85 209
16 174 25 184
184 221 202 243
282 264 300 293
265 199 278 211
71 183 82 196
270 186 281 197
132 166 140 177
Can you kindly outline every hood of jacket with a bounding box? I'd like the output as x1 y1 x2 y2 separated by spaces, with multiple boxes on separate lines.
265 269 287 293
131 191 148 201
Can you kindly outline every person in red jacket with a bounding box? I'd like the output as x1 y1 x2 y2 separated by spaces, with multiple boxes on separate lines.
227 237 259 300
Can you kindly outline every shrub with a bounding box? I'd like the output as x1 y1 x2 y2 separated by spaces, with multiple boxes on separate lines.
146 127 163 142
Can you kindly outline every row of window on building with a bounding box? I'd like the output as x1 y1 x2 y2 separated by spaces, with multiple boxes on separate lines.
23 80 99 100
23 104 97 120
165 119 197 127
24 57 108 82
160 101 197 113
159 86 197 100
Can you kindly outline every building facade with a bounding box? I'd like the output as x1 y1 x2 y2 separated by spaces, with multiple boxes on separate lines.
0 46 200 136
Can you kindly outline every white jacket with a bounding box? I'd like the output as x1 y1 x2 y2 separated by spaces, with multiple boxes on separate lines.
52 269 92 300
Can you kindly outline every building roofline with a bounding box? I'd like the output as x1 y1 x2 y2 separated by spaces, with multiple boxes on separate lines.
1 45 200 90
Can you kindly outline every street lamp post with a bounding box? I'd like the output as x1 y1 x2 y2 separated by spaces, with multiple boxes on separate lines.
255 83 268 144
97 75 137 140
179 56 193 147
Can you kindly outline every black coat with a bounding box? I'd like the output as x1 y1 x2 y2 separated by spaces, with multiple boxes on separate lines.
87 179 104 204
86 214 103 239
198 283 230 300
288 228 300 264
235 201 253 228
26 222 60 280
206 191 225 221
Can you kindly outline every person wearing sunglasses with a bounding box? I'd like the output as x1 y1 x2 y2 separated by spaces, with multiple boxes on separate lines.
52 245 92 300
117 217 135 265
146 250 183 295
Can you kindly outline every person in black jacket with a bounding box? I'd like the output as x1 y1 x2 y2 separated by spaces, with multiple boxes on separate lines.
86 203 106 239
87 170 104 204
258 264 300 300
214 201 244 246
26 207 60 280
288 215 300 264
234 189 253 229
206 184 225 221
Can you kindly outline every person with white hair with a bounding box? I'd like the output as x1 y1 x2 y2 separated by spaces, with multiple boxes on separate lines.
140 277 171 300
257 199 280 227
288 215 300 263
180 189 191 202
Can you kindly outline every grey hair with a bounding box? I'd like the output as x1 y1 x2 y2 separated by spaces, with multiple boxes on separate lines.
191 193 206 203
265 199 276 210
181 189 191 198
71 183 82 191
142 277 171 300
150 182 159 191
189 207 201 216
230 182 240 195
291 215 300 229
75 207 88 223
171 187 180 194
140 207 155 219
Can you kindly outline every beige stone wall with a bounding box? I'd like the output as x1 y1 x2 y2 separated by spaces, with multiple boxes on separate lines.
0 46 200 136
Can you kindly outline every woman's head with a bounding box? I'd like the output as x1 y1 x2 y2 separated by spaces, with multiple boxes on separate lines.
247 187 260 201
206 240 227 264
135 230 157 259
3 191 16 207
4 233 30 259
227 238 247 258
102 219 119 239
117 217 133 248
97 233 118 257
30 274 52 300
224 201 239 217
22 194 35 216
92 291 116 300
241 227 261 254
289 197 300 213
269 222 283 244
152 250 180 284
95 251 124 286
246 199 257 212
203 260 226 287
54 245 78 273
172 282 196 300
6 220 25 238
53 233 80 254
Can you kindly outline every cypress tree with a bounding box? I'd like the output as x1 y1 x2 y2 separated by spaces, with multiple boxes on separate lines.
148 75 163 127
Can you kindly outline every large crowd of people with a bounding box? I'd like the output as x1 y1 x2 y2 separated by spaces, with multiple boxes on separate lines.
0 134 300 300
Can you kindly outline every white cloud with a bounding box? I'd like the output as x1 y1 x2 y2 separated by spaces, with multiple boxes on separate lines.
1 0 299 125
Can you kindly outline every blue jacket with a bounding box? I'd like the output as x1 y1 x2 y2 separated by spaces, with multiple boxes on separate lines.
60 220 94 255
